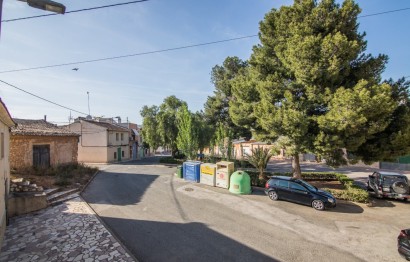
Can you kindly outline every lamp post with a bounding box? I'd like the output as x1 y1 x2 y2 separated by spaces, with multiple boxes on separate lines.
1 0 66 37
18 0 66 14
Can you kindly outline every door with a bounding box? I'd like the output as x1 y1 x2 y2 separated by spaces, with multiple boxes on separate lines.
276 180 291 200
33 145 50 167
289 182 312 205
117 147 122 161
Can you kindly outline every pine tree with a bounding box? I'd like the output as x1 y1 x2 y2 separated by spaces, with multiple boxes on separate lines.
230 0 410 178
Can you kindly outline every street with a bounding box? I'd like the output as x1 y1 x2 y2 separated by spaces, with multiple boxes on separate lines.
82 157 409 262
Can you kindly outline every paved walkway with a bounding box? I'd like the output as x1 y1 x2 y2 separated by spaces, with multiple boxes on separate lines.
0 197 135 262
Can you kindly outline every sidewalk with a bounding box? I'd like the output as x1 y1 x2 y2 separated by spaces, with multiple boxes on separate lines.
0 197 135 262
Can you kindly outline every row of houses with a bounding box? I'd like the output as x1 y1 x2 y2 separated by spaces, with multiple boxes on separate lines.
0 98 144 246
8 117 144 169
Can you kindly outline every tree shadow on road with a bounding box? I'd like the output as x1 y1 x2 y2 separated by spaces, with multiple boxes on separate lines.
82 172 159 206
366 197 409 208
100 217 279 262
327 201 364 214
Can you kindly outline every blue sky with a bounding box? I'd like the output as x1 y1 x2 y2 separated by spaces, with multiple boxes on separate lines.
0 0 409 125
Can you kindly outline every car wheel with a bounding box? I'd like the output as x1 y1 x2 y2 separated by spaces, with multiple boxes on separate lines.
268 190 279 201
392 181 409 194
312 200 325 211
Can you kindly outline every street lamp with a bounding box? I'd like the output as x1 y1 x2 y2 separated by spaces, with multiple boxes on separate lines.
0 0 65 37
18 0 66 14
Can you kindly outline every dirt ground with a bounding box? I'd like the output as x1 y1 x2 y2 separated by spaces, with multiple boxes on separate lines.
10 164 98 189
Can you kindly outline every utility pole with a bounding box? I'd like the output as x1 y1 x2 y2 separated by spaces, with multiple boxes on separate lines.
87 91 90 116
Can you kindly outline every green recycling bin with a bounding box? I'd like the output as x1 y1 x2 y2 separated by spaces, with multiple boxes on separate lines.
176 165 183 178
229 171 251 194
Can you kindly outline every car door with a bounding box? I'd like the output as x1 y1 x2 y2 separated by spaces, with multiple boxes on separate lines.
369 172 379 192
276 180 291 201
289 182 312 205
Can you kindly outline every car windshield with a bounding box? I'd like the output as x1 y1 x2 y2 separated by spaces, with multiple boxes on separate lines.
382 176 407 186
298 180 317 192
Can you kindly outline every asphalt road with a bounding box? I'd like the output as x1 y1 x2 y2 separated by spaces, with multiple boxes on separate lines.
82 157 409 262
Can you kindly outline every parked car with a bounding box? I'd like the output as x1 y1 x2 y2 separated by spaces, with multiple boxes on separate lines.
264 176 336 211
398 229 410 261
367 171 409 201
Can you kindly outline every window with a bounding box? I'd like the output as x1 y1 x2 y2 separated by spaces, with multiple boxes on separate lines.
122 151 124 157
278 180 289 188
116 133 119 141
269 179 278 186
290 182 307 191
0 133 3 159
114 152 117 159
121 133 124 141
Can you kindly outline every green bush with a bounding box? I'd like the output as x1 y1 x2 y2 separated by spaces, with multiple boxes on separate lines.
246 170 268 187
159 157 184 164
338 176 354 184
323 187 369 203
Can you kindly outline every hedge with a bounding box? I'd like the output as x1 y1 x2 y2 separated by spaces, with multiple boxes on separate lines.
159 157 184 164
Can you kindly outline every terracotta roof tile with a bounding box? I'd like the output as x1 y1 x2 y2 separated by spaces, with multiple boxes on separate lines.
83 120 129 132
11 119 80 137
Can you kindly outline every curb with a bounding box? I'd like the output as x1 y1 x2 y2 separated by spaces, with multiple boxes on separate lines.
80 170 100 194
79 169 139 261
79 196 139 262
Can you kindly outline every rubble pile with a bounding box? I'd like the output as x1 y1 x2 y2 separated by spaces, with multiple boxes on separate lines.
10 178 44 193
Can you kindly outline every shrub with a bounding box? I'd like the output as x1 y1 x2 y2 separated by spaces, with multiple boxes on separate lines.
159 157 183 164
245 147 274 181
247 170 268 187
323 187 369 203
54 177 71 186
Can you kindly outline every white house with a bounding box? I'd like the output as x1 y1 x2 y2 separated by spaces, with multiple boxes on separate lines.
68 119 130 163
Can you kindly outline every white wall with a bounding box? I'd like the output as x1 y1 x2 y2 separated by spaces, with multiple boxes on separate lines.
0 120 10 246
68 121 108 163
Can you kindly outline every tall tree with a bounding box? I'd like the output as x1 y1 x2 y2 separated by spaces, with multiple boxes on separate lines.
204 56 252 139
157 96 187 156
140 105 161 152
193 111 213 155
230 0 410 178
176 105 199 160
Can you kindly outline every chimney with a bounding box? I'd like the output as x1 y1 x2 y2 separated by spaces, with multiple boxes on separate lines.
44 115 47 121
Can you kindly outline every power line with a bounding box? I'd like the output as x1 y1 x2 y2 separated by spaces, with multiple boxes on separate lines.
1 0 150 23
1 7 409 74
0 35 258 74
358 7 410 18
3 2 409 23
0 79 88 115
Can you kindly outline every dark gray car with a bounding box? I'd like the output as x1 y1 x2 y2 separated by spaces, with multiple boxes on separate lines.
367 171 409 201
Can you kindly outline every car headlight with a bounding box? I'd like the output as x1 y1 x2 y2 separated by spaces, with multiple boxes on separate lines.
328 198 334 203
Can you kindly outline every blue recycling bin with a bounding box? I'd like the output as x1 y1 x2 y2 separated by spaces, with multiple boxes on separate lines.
183 161 201 183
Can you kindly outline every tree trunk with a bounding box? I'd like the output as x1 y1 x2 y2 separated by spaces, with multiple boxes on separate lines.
292 153 302 178
259 168 267 181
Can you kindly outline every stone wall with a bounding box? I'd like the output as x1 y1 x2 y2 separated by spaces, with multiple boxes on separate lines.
7 193 48 218
10 135 78 169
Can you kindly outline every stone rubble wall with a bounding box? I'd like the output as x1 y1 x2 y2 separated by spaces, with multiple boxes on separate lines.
10 135 78 169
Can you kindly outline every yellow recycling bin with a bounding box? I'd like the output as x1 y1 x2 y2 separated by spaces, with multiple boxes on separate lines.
200 163 216 186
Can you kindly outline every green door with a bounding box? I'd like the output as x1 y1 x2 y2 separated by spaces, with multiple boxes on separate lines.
117 147 122 161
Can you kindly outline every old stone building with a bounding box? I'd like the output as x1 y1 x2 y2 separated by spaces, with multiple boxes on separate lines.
10 119 79 169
